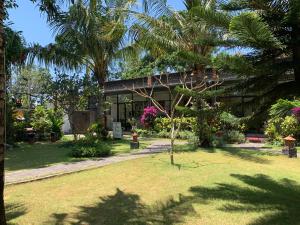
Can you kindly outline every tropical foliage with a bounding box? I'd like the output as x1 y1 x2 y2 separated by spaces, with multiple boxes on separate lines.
265 100 300 145
212 0 300 123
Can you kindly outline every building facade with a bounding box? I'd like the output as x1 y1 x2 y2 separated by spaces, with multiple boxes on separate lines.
103 71 256 130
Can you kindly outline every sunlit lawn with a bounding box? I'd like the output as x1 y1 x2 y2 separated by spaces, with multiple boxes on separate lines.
5 137 158 172
5 146 300 225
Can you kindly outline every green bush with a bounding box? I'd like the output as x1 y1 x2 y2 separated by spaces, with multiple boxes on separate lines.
265 116 300 145
281 116 300 137
157 130 170 138
135 129 157 137
177 130 195 140
269 99 300 118
47 109 64 139
212 136 225 147
71 138 111 157
31 106 52 139
154 117 196 132
13 120 28 141
223 130 246 144
87 122 109 140
219 112 245 132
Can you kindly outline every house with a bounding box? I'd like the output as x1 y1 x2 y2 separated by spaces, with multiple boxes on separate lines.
70 70 295 132
102 70 256 130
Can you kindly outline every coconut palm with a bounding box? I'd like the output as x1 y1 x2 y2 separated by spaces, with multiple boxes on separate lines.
131 0 230 79
0 0 5 222
130 0 230 146
28 0 141 124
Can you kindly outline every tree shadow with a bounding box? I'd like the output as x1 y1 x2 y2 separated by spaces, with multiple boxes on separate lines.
49 174 300 224
50 188 196 225
202 147 272 164
6 202 27 225
190 173 300 225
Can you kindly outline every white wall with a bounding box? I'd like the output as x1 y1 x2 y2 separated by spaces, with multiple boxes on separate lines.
62 114 71 134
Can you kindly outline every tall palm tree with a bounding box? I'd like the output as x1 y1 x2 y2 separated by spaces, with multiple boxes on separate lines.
131 0 230 146
132 0 230 79
29 0 137 123
0 0 5 222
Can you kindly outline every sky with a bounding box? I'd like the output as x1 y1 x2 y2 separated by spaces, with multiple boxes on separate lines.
7 0 185 46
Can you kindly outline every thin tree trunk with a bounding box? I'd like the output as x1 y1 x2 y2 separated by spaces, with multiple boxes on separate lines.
292 25 300 89
94 66 107 128
0 0 6 223
194 66 210 147
170 119 175 165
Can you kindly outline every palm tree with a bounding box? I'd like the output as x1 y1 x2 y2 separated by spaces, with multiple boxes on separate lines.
29 0 137 123
211 0 300 123
0 0 5 222
131 0 230 146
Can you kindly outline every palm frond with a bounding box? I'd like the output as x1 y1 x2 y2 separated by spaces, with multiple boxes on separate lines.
229 12 284 49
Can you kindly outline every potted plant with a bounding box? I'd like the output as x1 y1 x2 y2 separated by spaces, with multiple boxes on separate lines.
128 117 137 133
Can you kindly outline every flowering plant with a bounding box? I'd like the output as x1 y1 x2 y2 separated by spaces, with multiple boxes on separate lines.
140 106 158 127
292 107 300 120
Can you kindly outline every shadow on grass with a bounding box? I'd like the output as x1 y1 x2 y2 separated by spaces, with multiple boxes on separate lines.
50 188 196 225
5 142 84 172
201 147 272 164
189 174 300 225
49 174 300 225
6 202 27 225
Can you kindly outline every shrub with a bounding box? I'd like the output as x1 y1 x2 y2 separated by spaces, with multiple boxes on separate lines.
31 106 52 139
135 129 157 137
264 117 283 144
87 122 109 140
71 139 111 157
292 107 300 120
48 109 64 140
264 115 300 145
219 112 245 132
140 106 158 128
212 135 225 147
157 130 170 138
13 120 28 141
269 99 300 118
177 130 196 140
154 117 196 132
223 130 246 144
280 116 300 137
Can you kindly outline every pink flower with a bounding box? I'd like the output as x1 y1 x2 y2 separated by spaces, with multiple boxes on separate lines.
291 107 300 117
140 106 158 126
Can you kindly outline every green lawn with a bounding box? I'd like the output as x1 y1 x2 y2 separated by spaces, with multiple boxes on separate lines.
5 138 156 172
5 146 300 225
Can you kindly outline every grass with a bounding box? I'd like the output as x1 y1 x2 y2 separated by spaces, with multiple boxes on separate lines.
5 146 300 225
5 137 156 172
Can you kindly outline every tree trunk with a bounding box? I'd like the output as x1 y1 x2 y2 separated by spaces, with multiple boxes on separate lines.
292 24 300 90
94 65 107 128
170 120 175 165
0 0 6 223
194 66 211 147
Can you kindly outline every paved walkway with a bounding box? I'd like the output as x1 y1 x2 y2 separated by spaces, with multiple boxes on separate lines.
5 140 171 185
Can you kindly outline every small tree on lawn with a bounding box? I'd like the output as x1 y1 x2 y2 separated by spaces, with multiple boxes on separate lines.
128 72 220 165
50 72 85 140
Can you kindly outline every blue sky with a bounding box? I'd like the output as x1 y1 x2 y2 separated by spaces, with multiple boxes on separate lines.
8 0 185 46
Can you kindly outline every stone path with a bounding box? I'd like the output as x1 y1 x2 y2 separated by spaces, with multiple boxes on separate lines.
227 142 266 150
5 140 171 185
